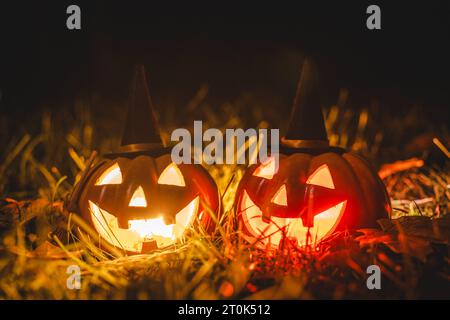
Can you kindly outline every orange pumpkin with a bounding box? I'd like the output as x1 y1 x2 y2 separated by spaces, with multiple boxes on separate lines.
77 154 219 253
235 60 391 249
236 151 390 249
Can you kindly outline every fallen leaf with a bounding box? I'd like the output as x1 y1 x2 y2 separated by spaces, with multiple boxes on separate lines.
378 158 424 179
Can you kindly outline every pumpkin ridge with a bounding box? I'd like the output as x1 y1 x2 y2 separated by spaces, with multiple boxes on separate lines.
342 152 391 220
340 152 375 226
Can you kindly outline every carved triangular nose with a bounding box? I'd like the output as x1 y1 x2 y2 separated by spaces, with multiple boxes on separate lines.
265 184 346 219
129 186 147 207
303 185 345 212
300 184 346 226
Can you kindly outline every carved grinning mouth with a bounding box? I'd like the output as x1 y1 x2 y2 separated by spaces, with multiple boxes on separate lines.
89 196 199 253
240 191 346 248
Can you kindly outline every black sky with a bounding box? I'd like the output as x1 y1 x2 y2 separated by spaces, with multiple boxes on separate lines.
1 1 449 121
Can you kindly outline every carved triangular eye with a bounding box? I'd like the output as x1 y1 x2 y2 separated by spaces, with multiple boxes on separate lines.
306 164 334 189
271 184 288 206
129 186 147 207
252 157 276 179
158 163 185 187
95 163 123 185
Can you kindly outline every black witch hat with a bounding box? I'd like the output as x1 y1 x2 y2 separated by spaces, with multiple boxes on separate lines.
281 59 331 152
107 65 170 158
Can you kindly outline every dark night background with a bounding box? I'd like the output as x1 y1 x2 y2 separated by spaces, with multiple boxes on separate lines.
1 1 449 132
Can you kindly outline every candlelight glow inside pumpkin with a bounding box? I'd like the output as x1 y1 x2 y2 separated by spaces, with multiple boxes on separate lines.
88 162 198 251
79 155 217 253
238 158 347 248
89 197 199 252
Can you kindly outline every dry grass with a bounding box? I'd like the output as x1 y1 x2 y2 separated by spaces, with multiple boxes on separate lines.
0 88 449 299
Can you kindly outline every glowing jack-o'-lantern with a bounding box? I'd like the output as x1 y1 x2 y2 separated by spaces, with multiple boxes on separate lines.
77 155 219 253
235 60 391 249
69 66 220 254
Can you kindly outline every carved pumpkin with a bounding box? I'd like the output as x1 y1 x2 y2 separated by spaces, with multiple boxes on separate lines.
235 60 391 249
69 66 220 254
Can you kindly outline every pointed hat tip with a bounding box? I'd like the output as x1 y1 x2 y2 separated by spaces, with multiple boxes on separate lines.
282 58 329 148
117 65 166 155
